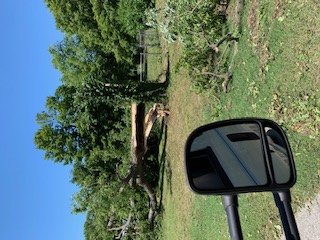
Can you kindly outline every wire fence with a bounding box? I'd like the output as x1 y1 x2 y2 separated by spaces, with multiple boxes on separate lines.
138 29 161 82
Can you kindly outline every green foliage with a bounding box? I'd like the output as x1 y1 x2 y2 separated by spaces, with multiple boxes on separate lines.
117 0 154 37
159 0 225 43
49 35 132 87
38 0 168 238
270 91 320 138
34 83 131 164
45 0 154 63
34 80 163 238
158 0 320 238
155 0 231 92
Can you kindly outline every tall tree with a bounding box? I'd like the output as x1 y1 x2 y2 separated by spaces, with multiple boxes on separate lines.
116 0 154 37
34 83 131 164
44 0 154 63
35 85 84 164
38 1 163 238
35 82 163 238
49 35 167 102
49 36 133 87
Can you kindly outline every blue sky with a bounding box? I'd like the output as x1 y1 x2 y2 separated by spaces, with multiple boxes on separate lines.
0 1 85 239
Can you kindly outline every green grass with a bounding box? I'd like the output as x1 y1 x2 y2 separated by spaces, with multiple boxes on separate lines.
214 1 320 238
190 196 229 240
154 0 320 239
146 44 163 81
142 29 163 82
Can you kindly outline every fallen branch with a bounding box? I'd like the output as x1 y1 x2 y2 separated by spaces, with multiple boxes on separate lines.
193 67 230 80
222 40 238 93
197 28 232 53
128 103 169 226
228 41 238 71
113 214 132 239
119 165 137 186
136 179 158 224
212 33 232 51
177 0 204 18
189 0 204 14
217 41 231 67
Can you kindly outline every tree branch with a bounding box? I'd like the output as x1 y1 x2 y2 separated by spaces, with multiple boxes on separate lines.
137 179 157 224
119 165 137 185
212 33 232 50
193 67 229 79
217 41 231 67
108 213 132 233
177 0 204 18
222 40 238 93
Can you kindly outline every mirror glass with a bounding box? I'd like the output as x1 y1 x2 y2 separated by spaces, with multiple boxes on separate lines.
188 123 268 191
264 126 291 184
185 119 296 194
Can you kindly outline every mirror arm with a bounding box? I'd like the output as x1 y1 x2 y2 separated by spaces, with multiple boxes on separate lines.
222 195 243 240
273 190 300 240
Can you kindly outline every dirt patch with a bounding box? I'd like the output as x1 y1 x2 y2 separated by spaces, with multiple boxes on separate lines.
246 0 270 81
272 0 286 20
259 41 270 81
246 0 259 48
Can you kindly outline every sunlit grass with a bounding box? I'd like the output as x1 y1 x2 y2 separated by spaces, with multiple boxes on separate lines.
156 0 320 239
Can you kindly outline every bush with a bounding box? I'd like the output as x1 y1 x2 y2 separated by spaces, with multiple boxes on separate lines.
117 0 155 37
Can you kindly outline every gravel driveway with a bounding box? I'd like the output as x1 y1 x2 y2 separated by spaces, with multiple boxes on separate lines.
280 193 320 239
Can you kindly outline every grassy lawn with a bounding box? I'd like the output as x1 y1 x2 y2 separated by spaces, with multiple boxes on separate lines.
152 0 320 239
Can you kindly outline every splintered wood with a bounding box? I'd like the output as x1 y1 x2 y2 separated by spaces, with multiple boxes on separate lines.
131 102 169 162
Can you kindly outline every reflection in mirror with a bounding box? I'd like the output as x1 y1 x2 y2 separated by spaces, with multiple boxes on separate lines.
189 123 268 190
265 127 291 184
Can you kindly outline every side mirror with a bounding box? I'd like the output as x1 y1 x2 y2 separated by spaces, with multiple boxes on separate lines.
184 119 296 195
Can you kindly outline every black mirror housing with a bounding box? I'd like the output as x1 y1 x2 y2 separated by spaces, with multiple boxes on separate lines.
184 119 297 195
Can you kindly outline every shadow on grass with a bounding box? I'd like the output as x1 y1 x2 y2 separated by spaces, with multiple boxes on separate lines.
143 116 172 214
157 119 172 213
157 56 173 213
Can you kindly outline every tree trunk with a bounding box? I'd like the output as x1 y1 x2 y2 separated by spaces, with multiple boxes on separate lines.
137 179 157 224
130 102 158 224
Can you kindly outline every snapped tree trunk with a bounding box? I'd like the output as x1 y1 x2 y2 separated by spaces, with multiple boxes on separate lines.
130 102 159 225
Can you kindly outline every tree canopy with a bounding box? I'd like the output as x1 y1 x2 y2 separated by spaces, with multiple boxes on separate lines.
34 81 156 238
36 0 163 239
45 0 154 63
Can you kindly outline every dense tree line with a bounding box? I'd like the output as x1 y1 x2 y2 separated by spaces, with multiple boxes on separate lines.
46 0 153 63
35 0 163 239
